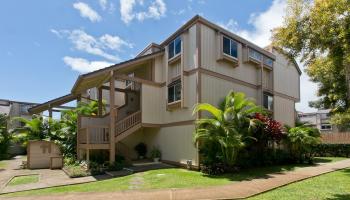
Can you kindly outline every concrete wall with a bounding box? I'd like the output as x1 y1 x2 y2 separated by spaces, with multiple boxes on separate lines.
27 141 61 169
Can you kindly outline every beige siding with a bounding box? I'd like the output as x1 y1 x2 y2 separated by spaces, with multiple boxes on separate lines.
200 24 259 86
141 84 164 124
274 95 295 126
154 56 165 82
168 60 181 81
263 69 273 91
201 73 258 108
143 125 198 166
273 50 300 99
183 24 197 70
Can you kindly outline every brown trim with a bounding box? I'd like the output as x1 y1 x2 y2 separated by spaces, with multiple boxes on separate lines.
274 91 300 102
29 94 77 114
115 74 165 87
167 101 181 110
183 68 197 76
141 120 194 128
199 68 259 89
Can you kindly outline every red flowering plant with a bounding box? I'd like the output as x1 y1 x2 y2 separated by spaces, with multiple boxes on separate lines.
253 113 285 143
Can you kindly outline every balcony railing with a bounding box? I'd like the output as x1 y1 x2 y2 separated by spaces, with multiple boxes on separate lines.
78 125 110 144
116 111 141 136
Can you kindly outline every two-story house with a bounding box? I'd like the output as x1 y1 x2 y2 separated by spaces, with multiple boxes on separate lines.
29 15 301 168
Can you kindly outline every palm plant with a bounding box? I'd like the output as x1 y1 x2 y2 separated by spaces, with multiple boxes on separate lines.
76 100 105 116
287 126 321 163
193 91 262 167
11 115 51 147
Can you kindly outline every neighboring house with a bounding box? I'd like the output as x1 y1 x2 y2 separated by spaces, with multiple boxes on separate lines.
29 15 301 168
0 99 38 129
0 99 38 154
298 110 334 132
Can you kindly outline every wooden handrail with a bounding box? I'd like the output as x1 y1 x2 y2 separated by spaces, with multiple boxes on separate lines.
116 111 141 136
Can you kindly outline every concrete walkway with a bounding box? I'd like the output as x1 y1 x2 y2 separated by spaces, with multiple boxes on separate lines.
1 158 350 200
0 156 109 194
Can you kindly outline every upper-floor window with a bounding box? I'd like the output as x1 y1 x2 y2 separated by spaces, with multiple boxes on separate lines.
223 36 238 58
168 79 181 103
263 93 273 111
249 49 263 62
168 36 181 59
264 57 273 67
320 124 332 130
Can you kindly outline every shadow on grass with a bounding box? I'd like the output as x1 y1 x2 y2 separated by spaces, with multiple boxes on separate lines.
313 157 335 163
202 160 330 182
327 194 350 200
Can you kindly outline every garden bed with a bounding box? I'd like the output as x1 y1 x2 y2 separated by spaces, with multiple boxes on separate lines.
7 174 39 186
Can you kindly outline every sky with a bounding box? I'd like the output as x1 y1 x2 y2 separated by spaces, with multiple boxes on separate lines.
0 0 318 112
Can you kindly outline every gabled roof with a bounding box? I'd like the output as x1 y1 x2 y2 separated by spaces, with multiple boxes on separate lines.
266 46 302 75
71 50 164 94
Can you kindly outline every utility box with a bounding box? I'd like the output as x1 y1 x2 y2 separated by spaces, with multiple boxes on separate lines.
27 141 63 169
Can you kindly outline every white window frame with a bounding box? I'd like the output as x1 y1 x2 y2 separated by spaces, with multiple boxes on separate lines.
167 80 181 104
168 36 181 60
222 36 238 59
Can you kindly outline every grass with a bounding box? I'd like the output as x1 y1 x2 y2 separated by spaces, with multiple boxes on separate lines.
0 160 7 169
7 175 39 186
1 157 347 197
248 168 350 200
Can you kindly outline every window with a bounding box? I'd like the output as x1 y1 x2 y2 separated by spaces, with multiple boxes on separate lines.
321 124 332 130
20 104 32 114
168 36 181 59
249 49 263 62
168 79 181 103
223 36 238 58
264 57 273 67
263 93 273 111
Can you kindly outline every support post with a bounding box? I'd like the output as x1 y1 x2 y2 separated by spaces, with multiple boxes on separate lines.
48 105 53 118
98 87 103 116
109 71 116 163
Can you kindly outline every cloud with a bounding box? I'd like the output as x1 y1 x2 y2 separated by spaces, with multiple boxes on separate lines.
99 0 116 13
73 2 102 22
51 29 133 62
63 56 113 73
120 0 166 24
218 0 318 112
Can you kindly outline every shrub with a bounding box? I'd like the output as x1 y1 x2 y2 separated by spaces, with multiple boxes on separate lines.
0 114 12 160
287 126 321 163
63 164 89 178
312 144 350 157
150 147 161 159
134 142 147 158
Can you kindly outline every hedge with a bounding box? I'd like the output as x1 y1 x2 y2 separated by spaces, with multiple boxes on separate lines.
312 144 350 157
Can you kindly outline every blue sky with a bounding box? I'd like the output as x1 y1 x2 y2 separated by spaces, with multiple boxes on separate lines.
0 0 317 112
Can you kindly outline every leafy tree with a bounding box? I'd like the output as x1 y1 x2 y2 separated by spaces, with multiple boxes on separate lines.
273 0 350 112
330 109 350 131
0 114 12 159
193 91 261 167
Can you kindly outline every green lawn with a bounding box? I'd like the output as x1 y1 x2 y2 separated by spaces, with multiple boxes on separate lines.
1 157 347 197
248 168 350 200
8 175 39 186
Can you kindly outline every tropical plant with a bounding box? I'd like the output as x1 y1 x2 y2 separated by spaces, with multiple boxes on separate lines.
0 114 12 159
150 147 161 159
10 115 51 147
134 142 147 159
76 100 105 116
193 91 261 168
287 126 321 163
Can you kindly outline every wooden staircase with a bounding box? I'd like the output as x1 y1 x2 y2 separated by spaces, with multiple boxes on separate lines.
115 111 141 142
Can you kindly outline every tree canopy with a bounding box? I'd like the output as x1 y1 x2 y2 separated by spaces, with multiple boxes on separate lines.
273 0 350 112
